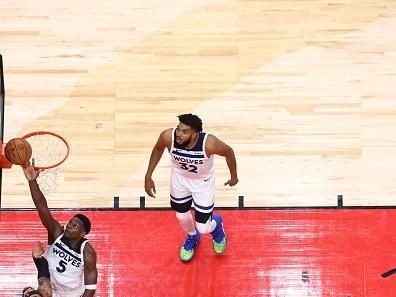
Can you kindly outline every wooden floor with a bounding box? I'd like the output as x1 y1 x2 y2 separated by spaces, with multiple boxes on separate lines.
2 0 396 208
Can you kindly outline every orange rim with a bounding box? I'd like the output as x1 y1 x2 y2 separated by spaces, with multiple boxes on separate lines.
22 131 70 170
0 141 13 169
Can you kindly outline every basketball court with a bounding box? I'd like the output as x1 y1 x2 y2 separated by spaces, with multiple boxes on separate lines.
1 1 396 296
1 209 396 296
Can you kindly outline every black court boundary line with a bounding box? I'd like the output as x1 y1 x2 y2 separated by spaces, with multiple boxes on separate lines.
2 205 396 212
0 54 5 208
381 268 396 278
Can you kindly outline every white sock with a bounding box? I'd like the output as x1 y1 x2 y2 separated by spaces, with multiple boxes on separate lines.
176 211 196 235
196 218 217 234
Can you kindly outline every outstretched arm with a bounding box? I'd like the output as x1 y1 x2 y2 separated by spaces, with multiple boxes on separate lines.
82 243 98 297
22 163 63 241
144 129 171 197
206 135 238 186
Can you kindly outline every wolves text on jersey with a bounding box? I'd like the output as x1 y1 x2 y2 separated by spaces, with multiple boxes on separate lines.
53 246 82 268
173 155 204 164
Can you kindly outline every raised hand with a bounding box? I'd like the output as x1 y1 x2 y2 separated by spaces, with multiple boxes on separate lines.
22 159 42 181
32 241 45 259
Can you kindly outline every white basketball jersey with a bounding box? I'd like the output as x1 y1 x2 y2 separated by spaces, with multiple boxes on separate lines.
45 234 88 297
170 128 214 179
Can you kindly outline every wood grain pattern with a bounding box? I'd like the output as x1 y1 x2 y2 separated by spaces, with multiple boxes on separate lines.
2 0 396 208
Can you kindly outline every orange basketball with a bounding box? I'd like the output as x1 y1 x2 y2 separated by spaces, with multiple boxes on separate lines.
4 138 32 165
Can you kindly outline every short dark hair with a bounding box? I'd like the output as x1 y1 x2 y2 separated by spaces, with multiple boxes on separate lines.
177 113 203 132
74 214 91 234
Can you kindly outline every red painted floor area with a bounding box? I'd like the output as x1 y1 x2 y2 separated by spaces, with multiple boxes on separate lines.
1 209 396 296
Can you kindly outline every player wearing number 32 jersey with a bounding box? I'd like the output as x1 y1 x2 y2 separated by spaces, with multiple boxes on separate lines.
170 128 214 179
145 113 239 262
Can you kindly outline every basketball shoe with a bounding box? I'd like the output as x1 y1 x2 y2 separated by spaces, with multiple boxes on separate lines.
180 231 200 262
211 214 227 254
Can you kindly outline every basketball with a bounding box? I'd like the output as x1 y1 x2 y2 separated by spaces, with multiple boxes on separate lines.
4 138 32 165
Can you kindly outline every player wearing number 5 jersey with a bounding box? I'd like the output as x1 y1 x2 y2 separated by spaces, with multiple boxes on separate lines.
22 163 98 297
145 113 239 262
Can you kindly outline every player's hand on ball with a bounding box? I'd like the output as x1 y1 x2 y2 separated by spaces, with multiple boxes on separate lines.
22 159 42 181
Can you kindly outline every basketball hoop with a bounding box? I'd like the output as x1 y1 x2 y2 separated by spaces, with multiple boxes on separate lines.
22 131 70 170
22 131 70 197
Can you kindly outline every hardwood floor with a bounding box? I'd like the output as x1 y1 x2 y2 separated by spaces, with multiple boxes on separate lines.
1 0 396 208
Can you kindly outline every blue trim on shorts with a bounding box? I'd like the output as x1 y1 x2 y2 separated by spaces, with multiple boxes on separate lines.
194 202 214 211
170 194 193 201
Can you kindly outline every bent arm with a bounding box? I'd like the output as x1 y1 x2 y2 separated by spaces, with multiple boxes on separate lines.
82 243 98 297
144 129 171 179
206 135 238 184
224 147 238 180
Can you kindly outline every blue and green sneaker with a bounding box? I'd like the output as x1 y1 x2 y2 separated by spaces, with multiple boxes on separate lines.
180 231 200 262
211 214 227 254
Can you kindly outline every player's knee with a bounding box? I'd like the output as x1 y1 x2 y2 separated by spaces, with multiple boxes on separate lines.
195 221 212 234
175 211 192 222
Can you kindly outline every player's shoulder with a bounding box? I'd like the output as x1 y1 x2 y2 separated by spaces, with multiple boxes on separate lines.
50 220 64 242
82 242 97 266
84 241 95 249
159 128 173 142
161 128 173 135
205 133 229 155
205 133 219 144
83 242 97 256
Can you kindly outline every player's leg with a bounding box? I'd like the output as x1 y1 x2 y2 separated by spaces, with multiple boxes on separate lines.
195 212 226 254
171 200 200 262
193 178 227 254
171 199 196 235
170 175 200 262
210 214 227 254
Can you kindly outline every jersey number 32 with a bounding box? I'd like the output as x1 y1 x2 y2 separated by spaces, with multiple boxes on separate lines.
179 162 198 173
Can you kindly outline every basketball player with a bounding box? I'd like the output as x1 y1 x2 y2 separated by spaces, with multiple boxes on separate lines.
22 163 98 297
144 113 238 262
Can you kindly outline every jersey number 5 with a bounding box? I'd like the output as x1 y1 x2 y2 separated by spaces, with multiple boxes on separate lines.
56 260 67 273
179 162 198 173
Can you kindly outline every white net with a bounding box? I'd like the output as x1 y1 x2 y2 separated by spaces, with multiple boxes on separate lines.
24 132 69 197
37 166 61 197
